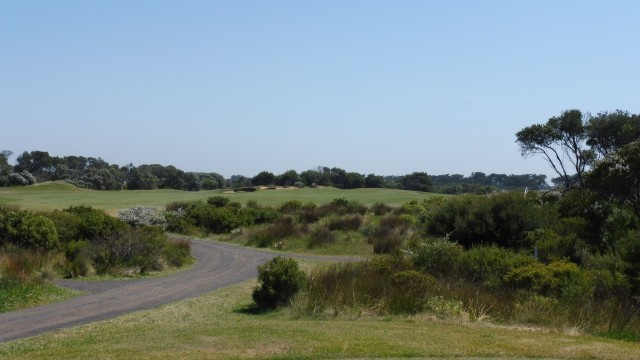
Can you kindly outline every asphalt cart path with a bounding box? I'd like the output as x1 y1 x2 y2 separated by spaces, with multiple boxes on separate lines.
0 239 355 343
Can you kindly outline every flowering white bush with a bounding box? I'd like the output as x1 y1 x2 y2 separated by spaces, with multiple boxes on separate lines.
118 205 167 228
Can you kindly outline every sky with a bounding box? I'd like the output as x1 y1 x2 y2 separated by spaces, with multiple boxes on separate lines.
1 1 639 179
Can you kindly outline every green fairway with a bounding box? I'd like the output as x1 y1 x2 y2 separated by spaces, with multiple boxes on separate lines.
0 182 442 213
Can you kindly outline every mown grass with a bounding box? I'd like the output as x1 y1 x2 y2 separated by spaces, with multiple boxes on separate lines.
1 272 638 359
0 182 441 213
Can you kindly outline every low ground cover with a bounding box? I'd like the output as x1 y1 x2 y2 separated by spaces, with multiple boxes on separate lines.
0 277 638 359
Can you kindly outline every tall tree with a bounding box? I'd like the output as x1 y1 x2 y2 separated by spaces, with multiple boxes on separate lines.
252 171 275 186
586 141 640 216
587 110 640 157
401 172 433 192
516 109 595 191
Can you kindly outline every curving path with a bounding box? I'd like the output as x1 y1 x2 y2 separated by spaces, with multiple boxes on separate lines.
0 240 357 343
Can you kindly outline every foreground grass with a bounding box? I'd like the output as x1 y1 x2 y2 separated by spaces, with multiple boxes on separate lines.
1 276 638 359
0 182 440 213
0 282 79 313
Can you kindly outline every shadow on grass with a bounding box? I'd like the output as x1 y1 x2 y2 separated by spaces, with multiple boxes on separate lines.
233 302 275 315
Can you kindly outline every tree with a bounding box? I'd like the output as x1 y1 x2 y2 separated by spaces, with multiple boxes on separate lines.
587 110 640 157
586 141 640 216
0 150 12 176
401 172 433 192
516 109 595 191
365 173 385 188
344 172 365 189
252 171 275 186
275 170 300 187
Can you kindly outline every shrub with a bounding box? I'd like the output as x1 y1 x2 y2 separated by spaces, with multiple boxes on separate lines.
327 214 363 231
63 205 125 240
252 257 306 310
163 238 192 267
411 238 463 277
207 196 231 208
318 198 367 216
504 260 592 301
249 217 298 248
424 192 542 249
307 226 336 248
370 202 392 216
367 215 414 254
457 245 535 290
388 270 439 313
90 226 168 274
278 200 303 213
118 206 167 228
0 210 59 250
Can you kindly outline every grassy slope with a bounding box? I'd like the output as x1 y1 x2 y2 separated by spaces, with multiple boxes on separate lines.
1 275 638 359
0 182 441 213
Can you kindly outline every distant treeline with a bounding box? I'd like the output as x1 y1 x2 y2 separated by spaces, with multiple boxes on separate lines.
0 150 547 192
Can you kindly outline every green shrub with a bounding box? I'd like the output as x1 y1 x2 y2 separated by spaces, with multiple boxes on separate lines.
90 226 168 274
327 214 363 231
318 198 367 216
457 245 535 290
388 270 438 313
278 200 303 213
249 217 298 248
425 192 542 249
411 238 463 276
0 210 59 250
307 226 336 248
367 215 414 254
163 238 192 267
370 202 392 215
63 205 125 240
252 257 306 310
505 260 592 301
207 196 231 208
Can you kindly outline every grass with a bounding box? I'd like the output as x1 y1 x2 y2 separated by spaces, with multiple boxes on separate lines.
0 282 80 313
0 182 442 213
1 270 638 359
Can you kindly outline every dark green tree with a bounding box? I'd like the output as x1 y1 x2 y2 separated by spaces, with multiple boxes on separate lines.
401 172 433 192
365 173 385 188
516 109 595 191
587 110 640 157
586 141 640 216
252 171 275 186
275 170 300 186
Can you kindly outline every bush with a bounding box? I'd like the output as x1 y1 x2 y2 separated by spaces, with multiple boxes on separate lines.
504 260 592 301
388 270 439 313
90 226 169 274
307 226 336 248
163 238 192 267
424 192 542 249
252 257 306 310
368 215 414 254
0 210 59 250
118 206 167 228
370 202 392 216
207 196 231 208
457 245 535 290
411 238 463 276
249 217 298 248
327 214 363 231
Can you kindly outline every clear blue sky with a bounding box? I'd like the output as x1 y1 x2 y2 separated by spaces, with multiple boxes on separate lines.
2 1 639 179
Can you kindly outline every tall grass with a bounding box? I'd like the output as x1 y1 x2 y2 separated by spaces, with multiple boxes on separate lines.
0 246 76 313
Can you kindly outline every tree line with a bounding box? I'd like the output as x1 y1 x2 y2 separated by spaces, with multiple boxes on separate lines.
0 151 549 193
